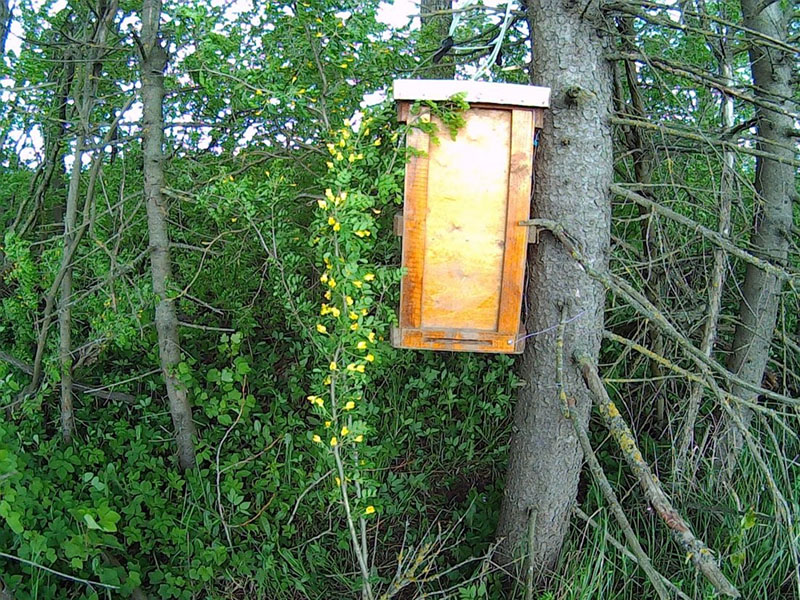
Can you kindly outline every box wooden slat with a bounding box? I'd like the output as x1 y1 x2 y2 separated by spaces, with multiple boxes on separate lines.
393 80 548 354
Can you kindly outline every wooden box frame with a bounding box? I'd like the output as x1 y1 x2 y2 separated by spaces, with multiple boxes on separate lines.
391 80 550 354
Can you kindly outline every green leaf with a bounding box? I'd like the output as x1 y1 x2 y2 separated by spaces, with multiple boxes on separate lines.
84 513 102 530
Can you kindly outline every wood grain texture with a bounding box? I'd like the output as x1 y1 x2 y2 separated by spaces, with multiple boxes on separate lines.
392 326 524 354
497 109 534 334
396 102 538 354
399 109 431 329
420 107 511 331
397 101 411 124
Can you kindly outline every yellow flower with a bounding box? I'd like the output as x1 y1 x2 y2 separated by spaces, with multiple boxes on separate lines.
330 436 338 446
320 304 330 315
335 152 343 161
327 143 336 155
357 341 367 350
333 222 341 232
325 420 331 428
317 199 327 209
324 290 332 300
356 153 363 160
320 273 328 283
354 435 363 443
330 306 340 318
314 397 324 407
342 129 351 140
367 332 375 343
355 230 370 238
329 362 337 371
346 363 357 372
316 324 327 334
345 296 354 306
328 278 336 288
326 161 334 170
335 476 341 486
373 138 381 146
339 138 346 148
364 273 375 281
324 376 331 385
366 354 374 362
307 395 319 404
349 312 358 320
255 89 263 95
350 323 359 331
312 434 322 443
355 364 365 373
339 63 348 69
340 191 348 202
328 216 336 226
360 309 367 316
344 401 355 410
325 188 335 201
341 426 349 436
353 280 362 288
365 505 375 515
348 153 356 163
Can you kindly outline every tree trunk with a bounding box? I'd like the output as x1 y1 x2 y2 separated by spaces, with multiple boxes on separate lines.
140 0 197 471
58 0 118 442
715 0 794 482
0 0 10 55
58 137 83 442
420 0 454 79
496 0 613 574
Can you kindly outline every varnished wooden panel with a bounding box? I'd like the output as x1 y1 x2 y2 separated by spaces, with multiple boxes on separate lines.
395 89 544 354
497 109 535 334
391 326 525 354
399 108 431 329
420 108 511 331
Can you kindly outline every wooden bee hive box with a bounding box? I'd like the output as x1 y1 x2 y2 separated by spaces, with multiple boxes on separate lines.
391 79 550 354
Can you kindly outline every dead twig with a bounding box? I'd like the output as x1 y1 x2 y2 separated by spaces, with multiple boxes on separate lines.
575 354 740 598
555 307 671 600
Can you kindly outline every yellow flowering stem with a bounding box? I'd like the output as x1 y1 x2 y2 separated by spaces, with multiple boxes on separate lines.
331 443 374 599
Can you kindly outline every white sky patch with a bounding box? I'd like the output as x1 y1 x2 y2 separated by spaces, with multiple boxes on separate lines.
362 89 388 107
377 1 416 28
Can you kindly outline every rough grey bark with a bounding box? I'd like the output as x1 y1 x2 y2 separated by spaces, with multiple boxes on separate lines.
496 0 613 572
715 0 795 481
140 0 197 470
420 0 454 79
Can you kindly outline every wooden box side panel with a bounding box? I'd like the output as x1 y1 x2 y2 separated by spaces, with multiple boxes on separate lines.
391 326 525 354
420 107 512 331
398 109 431 330
396 103 538 354
496 108 536 334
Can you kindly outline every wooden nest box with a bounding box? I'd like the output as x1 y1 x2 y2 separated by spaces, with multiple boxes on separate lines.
391 79 550 354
